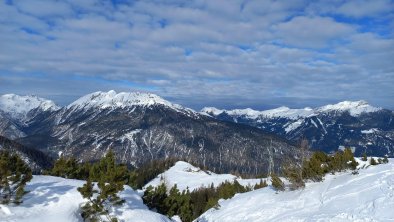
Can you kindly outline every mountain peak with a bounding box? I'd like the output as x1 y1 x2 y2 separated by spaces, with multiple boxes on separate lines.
67 90 184 111
317 100 381 116
0 94 60 120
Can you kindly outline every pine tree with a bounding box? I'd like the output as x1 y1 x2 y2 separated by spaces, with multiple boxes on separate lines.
179 189 193 222
383 155 389 164
370 157 378 165
362 152 368 161
253 179 268 190
164 184 181 217
0 151 32 204
283 161 305 190
78 150 127 222
270 173 284 192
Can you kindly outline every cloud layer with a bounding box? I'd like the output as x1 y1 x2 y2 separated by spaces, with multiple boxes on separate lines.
0 0 393 109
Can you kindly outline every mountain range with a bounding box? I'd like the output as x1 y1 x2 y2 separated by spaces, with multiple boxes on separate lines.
202 101 394 157
0 91 297 175
0 91 392 175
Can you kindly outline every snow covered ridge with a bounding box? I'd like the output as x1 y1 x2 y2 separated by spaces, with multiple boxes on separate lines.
66 90 197 114
197 159 394 222
317 100 381 116
144 161 262 192
0 94 60 120
0 175 172 222
0 94 60 122
202 100 382 119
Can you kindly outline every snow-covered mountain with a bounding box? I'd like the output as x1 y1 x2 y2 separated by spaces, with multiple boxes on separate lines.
66 90 196 116
4 91 298 175
144 161 262 191
202 100 381 120
0 94 60 123
0 175 172 222
202 101 394 157
196 158 394 222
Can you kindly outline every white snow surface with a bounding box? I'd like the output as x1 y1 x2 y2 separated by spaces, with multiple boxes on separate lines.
317 100 381 116
66 90 197 115
0 94 60 120
197 159 394 222
202 107 313 120
68 90 176 109
144 161 262 191
0 175 171 222
361 128 380 134
201 100 381 120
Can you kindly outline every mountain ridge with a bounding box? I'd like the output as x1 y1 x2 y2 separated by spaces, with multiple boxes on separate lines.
202 102 393 157
1 91 299 175
201 100 384 120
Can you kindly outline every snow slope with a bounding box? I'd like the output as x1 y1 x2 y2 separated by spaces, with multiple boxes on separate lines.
144 161 262 191
0 175 171 222
196 159 394 222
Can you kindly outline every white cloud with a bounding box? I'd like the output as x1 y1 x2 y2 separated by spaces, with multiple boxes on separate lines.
337 0 393 18
274 16 355 48
14 0 74 17
0 0 393 109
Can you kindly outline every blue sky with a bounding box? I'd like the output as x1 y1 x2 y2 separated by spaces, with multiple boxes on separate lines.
0 0 393 110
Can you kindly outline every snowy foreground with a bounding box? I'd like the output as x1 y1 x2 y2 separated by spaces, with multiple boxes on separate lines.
144 161 262 191
1 160 393 222
0 175 171 222
196 159 394 222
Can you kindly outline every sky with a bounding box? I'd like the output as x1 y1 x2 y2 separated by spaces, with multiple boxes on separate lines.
0 0 393 110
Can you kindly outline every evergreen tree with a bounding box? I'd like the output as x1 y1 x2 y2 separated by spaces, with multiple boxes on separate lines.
283 161 304 190
164 184 181 217
370 157 378 165
253 179 268 190
0 151 32 204
362 152 368 161
270 173 284 192
78 150 127 222
142 183 168 213
383 155 389 164
49 156 90 180
179 189 193 222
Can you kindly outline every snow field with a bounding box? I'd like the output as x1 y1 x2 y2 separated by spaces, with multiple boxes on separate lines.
0 175 171 222
196 159 394 222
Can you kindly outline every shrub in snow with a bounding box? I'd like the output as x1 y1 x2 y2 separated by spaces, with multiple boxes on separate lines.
0 150 32 204
370 157 378 165
362 153 368 161
270 173 285 192
253 179 268 190
77 150 128 222
383 156 389 164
